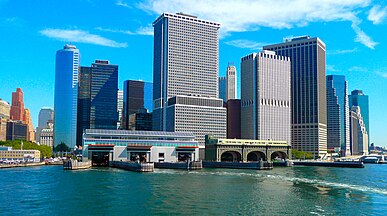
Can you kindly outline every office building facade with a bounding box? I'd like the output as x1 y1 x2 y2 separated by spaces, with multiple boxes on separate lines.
54 44 80 149
263 36 327 158
152 13 226 152
122 80 153 130
226 99 241 139
76 66 92 146
10 88 24 121
0 99 10 119
219 63 237 103
128 108 152 131
350 106 368 155
241 50 291 145
117 90 123 129
349 90 370 149
35 107 54 143
24 108 35 142
326 75 350 156
90 60 118 130
6 121 27 141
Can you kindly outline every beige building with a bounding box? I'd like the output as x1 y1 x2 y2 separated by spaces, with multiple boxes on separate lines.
40 127 54 148
0 147 41 162
0 99 11 119
350 106 368 155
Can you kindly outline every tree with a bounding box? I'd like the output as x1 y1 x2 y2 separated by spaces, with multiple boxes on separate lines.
291 149 313 160
0 140 53 158
53 142 71 152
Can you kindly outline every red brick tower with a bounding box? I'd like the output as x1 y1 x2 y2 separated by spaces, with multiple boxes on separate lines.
10 88 25 121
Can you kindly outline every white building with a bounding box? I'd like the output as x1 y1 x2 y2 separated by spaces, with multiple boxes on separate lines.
241 50 291 145
40 122 54 149
152 12 226 156
117 90 123 129
350 106 368 155
219 64 237 102
82 129 200 163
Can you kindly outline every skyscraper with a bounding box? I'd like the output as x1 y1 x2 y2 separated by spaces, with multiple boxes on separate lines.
241 50 291 145
117 90 123 129
326 75 350 156
349 90 370 149
0 99 10 141
76 60 118 146
90 60 118 129
218 63 237 103
76 66 91 146
122 80 153 129
10 88 24 121
152 12 226 152
350 106 368 155
24 108 35 142
264 36 327 158
35 107 54 143
226 99 241 139
54 44 80 149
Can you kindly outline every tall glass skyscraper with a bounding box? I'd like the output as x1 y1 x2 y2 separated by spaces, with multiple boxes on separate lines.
264 36 327 158
349 90 370 149
76 66 91 146
54 44 79 149
90 60 118 130
326 75 350 156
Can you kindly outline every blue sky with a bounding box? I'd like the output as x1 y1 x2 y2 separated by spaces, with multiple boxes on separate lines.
0 0 386 146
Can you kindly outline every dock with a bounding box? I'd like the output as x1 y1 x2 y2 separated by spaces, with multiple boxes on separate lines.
63 159 92 170
0 162 45 169
293 161 364 168
203 161 273 170
154 161 203 170
110 161 154 172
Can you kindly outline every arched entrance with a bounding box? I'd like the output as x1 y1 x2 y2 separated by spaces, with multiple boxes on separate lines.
247 151 266 161
221 151 242 162
271 151 287 161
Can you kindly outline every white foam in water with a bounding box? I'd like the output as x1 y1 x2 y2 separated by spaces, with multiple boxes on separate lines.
163 169 387 196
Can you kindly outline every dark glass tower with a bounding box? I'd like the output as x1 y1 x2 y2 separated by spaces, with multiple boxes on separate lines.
90 60 118 130
76 66 91 146
264 36 327 158
326 75 350 156
122 80 153 130
349 90 370 150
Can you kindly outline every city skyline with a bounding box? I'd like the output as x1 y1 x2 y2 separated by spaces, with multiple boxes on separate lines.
0 1 386 146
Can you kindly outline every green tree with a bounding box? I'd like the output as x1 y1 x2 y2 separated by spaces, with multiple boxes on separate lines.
53 142 71 152
291 149 314 160
0 140 53 158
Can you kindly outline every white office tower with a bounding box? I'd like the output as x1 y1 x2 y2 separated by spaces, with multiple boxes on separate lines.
241 50 291 145
219 63 237 102
152 13 226 156
350 106 368 155
117 90 123 129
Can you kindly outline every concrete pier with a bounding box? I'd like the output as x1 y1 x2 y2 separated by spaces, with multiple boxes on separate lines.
203 161 273 170
154 161 203 170
110 161 154 172
63 159 92 170
293 161 364 168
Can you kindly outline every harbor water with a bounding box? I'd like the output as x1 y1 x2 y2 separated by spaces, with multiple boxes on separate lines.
0 164 386 215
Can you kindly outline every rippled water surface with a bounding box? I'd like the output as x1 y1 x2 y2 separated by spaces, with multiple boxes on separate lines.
0 164 386 215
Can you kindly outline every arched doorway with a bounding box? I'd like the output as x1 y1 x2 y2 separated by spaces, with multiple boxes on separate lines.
247 151 266 161
221 151 242 162
271 151 287 161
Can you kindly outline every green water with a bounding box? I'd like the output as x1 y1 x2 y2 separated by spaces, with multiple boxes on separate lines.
0 165 386 215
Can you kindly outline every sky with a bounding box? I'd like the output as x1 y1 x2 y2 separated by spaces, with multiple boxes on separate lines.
0 0 386 147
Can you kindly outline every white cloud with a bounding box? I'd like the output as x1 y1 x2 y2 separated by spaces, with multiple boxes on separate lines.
224 39 267 50
348 66 368 72
351 21 378 49
139 0 377 49
96 25 153 36
116 0 131 8
326 65 339 72
328 48 358 55
376 71 387 78
40 29 127 48
368 5 387 24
